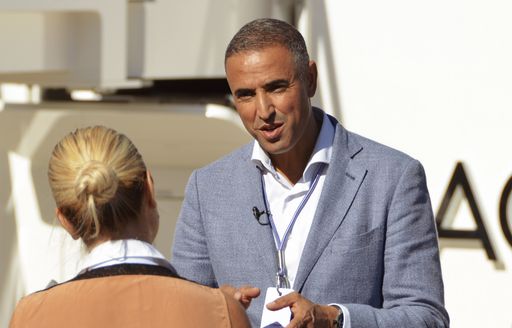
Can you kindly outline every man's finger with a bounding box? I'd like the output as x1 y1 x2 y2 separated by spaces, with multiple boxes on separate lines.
266 292 298 310
239 286 261 299
285 316 301 328
234 291 242 301
219 284 237 297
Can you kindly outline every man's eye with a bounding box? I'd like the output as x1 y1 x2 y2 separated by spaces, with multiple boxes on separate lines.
272 86 287 93
237 95 252 102
267 84 288 93
235 91 254 101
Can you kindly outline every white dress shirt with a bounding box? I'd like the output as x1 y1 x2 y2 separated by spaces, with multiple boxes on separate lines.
78 239 173 274
251 111 351 328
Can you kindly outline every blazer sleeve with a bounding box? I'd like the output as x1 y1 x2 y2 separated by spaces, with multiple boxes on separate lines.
344 159 450 328
171 170 218 287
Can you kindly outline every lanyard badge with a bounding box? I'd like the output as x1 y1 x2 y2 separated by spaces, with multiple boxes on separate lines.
276 250 289 294
259 163 326 293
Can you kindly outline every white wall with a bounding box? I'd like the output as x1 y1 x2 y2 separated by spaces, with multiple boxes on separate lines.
306 1 512 327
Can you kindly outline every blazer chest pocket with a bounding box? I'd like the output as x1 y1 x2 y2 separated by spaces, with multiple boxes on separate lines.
329 224 384 255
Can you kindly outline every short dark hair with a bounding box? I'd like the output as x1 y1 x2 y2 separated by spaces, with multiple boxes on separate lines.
225 18 310 78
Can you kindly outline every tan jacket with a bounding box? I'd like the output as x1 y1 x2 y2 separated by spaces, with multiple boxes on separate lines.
10 265 250 328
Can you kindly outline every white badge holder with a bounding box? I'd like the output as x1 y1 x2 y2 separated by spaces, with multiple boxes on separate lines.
260 287 294 328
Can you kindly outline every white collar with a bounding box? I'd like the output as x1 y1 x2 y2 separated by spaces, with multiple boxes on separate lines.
251 110 335 182
78 239 172 274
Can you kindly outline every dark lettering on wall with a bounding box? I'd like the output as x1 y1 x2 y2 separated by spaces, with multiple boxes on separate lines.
435 162 497 260
499 176 512 248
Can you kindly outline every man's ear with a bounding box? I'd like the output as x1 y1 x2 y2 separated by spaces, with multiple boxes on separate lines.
56 208 79 240
306 60 318 97
145 170 157 208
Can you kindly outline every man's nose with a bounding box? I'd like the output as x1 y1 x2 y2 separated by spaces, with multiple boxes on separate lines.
255 92 274 121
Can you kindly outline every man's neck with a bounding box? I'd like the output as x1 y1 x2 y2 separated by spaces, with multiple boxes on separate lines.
270 110 322 185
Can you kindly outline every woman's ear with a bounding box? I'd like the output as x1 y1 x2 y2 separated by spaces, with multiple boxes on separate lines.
145 170 157 208
56 208 79 240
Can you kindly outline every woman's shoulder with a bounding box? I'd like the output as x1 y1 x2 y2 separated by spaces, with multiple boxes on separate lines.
10 275 250 328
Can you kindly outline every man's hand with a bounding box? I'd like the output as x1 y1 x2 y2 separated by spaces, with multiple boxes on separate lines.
266 292 339 328
220 284 261 309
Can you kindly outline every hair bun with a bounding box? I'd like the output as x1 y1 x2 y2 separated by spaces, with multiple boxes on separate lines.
75 160 119 205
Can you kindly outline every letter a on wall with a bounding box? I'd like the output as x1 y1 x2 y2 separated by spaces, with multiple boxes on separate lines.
436 162 497 260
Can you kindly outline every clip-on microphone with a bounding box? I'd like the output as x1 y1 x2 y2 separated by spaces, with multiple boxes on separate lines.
252 206 270 225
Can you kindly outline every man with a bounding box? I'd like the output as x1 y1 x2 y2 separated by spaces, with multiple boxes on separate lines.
172 18 449 328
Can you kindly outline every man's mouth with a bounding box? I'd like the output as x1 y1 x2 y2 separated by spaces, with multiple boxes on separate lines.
259 123 283 141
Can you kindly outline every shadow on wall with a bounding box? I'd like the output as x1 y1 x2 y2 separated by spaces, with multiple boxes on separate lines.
0 110 64 325
439 239 506 271
0 110 72 328
305 0 343 122
0 151 23 328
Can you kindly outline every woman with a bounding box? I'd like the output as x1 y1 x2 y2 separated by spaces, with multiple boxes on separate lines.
9 126 250 328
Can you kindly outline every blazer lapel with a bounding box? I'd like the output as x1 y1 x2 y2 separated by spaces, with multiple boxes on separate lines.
293 121 368 292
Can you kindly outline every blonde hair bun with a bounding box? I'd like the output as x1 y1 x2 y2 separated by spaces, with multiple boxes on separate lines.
48 126 147 242
75 160 119 206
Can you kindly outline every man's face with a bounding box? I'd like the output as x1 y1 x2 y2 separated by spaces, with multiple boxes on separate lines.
225 46 317 156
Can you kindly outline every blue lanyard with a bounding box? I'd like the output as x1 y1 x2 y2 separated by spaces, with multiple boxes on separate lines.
259 163 326 290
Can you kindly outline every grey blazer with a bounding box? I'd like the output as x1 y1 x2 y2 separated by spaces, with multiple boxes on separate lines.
172 114 449 328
